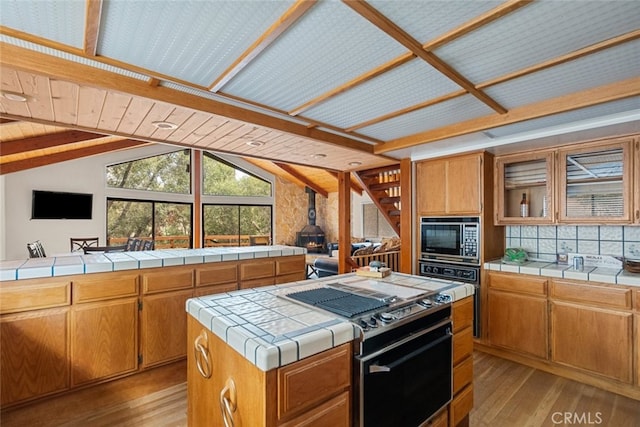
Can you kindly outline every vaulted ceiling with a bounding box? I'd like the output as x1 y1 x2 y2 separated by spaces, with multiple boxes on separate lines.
1 0 639 191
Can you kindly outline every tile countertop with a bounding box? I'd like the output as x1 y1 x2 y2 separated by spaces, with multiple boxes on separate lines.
484 259 640 287
0 246 306 282
186 272 475 372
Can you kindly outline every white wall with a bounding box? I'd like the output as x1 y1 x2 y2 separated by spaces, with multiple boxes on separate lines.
2 145 186 260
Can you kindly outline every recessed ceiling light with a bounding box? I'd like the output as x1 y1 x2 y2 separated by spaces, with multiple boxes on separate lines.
349 161 362 167
246 140 264 147
311 153 326 159
151 121 178 130
1 91 28 102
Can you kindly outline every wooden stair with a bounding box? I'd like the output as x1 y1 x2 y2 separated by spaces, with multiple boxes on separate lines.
355 164 402 235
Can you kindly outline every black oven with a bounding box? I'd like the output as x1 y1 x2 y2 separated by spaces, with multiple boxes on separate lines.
420 216 479 264
354 311 452 427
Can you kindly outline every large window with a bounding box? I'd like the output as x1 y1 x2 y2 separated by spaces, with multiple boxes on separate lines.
107 199 192 248
106 149 191 194
203 205 272 247
203 153 271 196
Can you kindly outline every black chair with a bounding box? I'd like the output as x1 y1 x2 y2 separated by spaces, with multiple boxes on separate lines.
27 241 47 258
142 240 154 250
70 237 99 252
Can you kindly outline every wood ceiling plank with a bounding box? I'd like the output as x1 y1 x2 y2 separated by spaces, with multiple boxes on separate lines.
0 129 105 156
0 69 31 117
17 71 54 121
274 162 328 198
344 0 507 115
77 85 107 128
0 138 147 174
376 76 640 153
84 0 103 56
50 79 79 125
199 121 247 148
0 43 374 153
210 0 317 92
99 91 132 131
153 107 200 141
116 96 154 134
179 116 229 145
135 103 176 138
167 111 215 144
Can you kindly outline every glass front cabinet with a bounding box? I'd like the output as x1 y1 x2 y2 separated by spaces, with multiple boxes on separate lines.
495 151 555 224
558 138 634 224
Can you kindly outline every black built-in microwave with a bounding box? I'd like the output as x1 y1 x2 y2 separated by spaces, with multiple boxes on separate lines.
420 217 480 264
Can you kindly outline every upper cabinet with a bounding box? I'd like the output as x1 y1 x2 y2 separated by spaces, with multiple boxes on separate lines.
495 152 555 224
416 152 483 216
558 138 634 224
494 136 638 225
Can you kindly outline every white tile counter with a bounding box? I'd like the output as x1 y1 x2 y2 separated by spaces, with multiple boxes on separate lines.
186 272 475 371
0 245 306 281
484 259 640 287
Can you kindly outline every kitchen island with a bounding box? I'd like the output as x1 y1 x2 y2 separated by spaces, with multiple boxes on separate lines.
186 272 475 427
0 246 306 408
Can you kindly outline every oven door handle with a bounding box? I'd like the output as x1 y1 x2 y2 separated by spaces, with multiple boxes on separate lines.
368 331 451 374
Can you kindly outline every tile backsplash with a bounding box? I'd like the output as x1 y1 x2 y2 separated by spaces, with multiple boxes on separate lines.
505 225 640 261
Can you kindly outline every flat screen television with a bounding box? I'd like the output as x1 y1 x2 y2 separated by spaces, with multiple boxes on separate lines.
31 190 93 220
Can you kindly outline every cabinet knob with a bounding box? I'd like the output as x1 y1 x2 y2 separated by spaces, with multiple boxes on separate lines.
220 378 237 427
194 331 212 379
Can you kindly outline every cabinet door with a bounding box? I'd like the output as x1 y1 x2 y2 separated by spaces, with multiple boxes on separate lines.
550 301 633 383
187 316 217 427
488 290 548 359
446 154 481 214
635 139 640 223
495 151 554 224
558 138 633 223
141 289 193 368
1 307 70 406
417 159 447 215
71 298 138 386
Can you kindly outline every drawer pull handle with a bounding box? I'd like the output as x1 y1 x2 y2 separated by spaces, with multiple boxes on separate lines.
220 378 237 427
194 331 212 379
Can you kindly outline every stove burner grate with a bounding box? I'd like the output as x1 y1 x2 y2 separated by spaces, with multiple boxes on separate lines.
286 287 387 318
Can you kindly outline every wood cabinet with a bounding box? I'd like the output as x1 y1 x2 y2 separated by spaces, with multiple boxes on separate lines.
494 151 555 224
550 280 633 383
416 152 483 216
487 272 548 359
1 307 70 406
140 267 194 368
450 296 474 427
187 315 351 427
494 135 638 224
70 273 139 386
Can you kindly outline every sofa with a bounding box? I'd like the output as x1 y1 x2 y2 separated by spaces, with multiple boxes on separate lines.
314 237 402 277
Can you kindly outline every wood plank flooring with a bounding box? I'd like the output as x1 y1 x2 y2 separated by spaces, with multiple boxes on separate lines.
2 352 638 426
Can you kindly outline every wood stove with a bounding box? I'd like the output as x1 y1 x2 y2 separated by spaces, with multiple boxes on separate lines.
295 188 325 253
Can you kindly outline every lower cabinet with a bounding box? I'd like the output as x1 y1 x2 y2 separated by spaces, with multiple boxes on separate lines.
0 307 70 405
487 272 548 359
187 315 351 427
450 296 474 427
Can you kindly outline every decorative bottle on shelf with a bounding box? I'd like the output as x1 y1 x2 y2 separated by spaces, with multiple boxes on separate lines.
520 193 529 217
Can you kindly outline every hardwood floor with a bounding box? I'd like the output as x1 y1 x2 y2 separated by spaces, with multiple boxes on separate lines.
2 352 638 426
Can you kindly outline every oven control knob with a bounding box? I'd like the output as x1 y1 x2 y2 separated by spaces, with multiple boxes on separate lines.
418 299 432 307
367 317 378 328
432 267 440 274
378 312 393 323
358 319 369 330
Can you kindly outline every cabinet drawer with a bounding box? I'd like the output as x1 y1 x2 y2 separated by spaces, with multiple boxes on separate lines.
195 263 237 287
279 391 350 427
278 343 351 421
1 280 71 314
142 268 193 294
489 272 547 295
239 260 275 281
276 272 306 284
239 277 275 289
276 256 305 276
453 326 473 365
551 280 632 310
452 296 473 333
449 384 473 427
194 282 237 297
453 355 473 395
73 274 139 303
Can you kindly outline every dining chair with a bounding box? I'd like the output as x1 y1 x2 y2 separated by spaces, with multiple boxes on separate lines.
70 237 99 252
142 240 154 250
27 241 47 258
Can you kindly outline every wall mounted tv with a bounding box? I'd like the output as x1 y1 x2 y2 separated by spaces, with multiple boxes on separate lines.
31 190 93 220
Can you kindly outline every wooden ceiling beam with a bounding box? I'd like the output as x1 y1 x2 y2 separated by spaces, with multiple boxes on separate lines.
0 139 148 174
83 0 103 56
210 0 317 92
0 129 105 156
0 43 375 154
273 162 328 198
344 0 507 115
375 76 640 153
